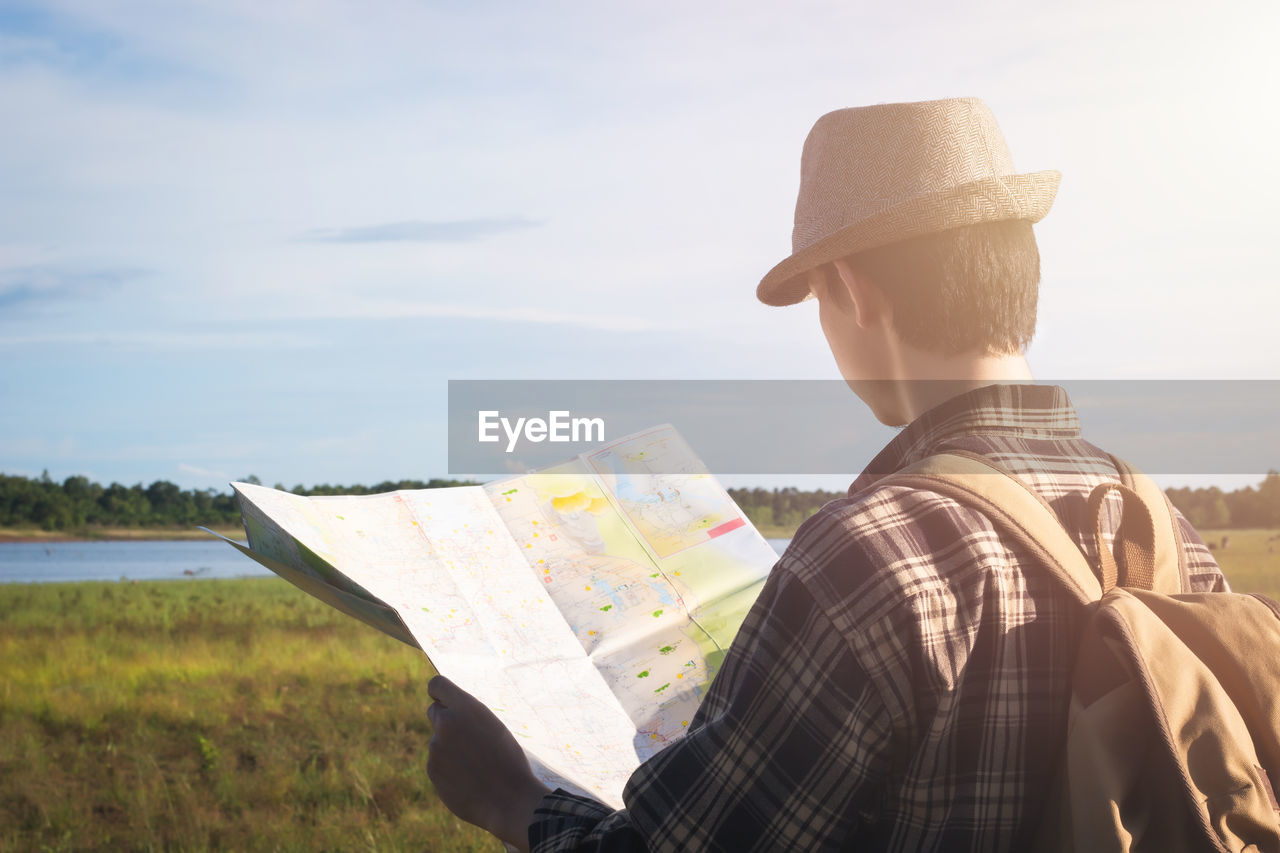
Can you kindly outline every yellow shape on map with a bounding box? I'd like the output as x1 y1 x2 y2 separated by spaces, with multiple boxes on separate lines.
532 475 612 516
535 476 599 500
552 492 591 513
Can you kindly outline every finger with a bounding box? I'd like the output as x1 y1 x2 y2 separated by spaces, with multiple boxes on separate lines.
426 674 462 705
426 674 452 704
426 701 440 726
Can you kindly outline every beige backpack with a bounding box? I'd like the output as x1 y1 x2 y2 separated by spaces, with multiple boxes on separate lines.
881 450 1280 852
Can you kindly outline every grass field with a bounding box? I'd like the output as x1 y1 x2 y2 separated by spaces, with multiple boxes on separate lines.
1 529 1276 850
1198 528 1280 598
0 580 500 851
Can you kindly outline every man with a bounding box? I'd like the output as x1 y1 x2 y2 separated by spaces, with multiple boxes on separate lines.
425 97 1226 851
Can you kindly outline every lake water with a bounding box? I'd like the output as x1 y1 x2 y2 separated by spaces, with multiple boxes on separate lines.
0 540 272 584
0 538 793 584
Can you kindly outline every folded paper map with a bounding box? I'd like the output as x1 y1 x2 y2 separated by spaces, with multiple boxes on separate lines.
210 425 778 807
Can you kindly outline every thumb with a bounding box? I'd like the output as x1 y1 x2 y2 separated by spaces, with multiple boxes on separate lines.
427 674 462 706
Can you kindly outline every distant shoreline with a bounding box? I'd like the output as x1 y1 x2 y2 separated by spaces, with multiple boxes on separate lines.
0 522 798 544
0 526 245 544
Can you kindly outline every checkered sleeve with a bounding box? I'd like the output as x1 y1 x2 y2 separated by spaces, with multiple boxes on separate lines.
529 563 891 852
1170 506 1230 592
529 790 646 851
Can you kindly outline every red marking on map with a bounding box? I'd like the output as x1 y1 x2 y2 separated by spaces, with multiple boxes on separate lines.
706 518 745 539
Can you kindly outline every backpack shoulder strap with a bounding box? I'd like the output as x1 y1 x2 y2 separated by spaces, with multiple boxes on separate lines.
875 450 1103 605
1108 453 1192 594
876 450 1188 601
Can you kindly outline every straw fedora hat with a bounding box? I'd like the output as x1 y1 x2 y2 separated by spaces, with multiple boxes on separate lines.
757 97 1060 306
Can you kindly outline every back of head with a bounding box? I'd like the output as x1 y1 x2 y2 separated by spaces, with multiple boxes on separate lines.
834 220 1041 357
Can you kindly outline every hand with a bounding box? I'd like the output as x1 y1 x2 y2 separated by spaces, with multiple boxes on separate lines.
426 675 552 851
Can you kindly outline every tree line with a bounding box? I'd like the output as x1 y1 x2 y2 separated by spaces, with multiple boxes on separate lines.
1164 474 1280 529
727 473 1280 527
1 470 1278 533
728 473 1280 531
0 472 478 531
726 486 848 530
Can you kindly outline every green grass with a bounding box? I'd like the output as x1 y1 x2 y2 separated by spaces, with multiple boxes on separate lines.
0 579 500 851
1198 528 1280 598
2 532 1276 850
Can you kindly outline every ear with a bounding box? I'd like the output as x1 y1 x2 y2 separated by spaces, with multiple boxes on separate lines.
831 259 888 330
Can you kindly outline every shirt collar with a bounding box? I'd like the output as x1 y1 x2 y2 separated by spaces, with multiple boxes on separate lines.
847 383 1081 495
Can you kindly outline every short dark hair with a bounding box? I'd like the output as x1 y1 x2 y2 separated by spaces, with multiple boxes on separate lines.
830 219 1041 356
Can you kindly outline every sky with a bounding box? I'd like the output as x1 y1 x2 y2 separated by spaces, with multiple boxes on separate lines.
1 0 1278 494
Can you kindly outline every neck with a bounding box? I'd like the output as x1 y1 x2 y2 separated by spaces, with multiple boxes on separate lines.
851 349 1034 426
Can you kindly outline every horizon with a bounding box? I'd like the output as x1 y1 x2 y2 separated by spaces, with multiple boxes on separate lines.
4 462 1274 500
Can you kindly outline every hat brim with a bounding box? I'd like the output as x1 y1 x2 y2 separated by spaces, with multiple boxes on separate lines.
756 169 1061 307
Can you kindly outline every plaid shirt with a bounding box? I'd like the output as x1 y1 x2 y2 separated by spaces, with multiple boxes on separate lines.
529 384 1226 852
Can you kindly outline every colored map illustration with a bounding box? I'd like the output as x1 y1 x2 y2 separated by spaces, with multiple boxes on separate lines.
224 425 778 807
587 429 747 559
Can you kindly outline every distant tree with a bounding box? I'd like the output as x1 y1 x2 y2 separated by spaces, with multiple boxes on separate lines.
146 481 189 524
62 475 93 502
1226 487 1264 528
1257 471 1280 528
1167 485 1232 529
1200 493 1231 528
742 505 773 530
98 482 148 526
